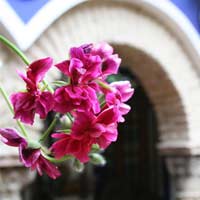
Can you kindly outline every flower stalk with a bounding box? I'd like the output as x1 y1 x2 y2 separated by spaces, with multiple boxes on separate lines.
0 86 28 138
0 35 53 93
0 35 30 65
96 80 113 91
42 153 73 163
39 114 59 142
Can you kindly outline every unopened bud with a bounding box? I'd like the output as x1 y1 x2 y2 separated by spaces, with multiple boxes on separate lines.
72 159 84 172
91 144 100 153
28 140 41 149
60 115 72 129
89 153 106 166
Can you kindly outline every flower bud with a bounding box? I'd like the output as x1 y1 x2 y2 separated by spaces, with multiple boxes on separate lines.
60 115 72 129
27 140 41 149
91 144 101 153
89 153 106 166
72 159 84 172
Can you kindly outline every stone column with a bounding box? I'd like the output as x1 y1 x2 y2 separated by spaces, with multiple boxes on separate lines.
165 156 200 200
0 153 35 200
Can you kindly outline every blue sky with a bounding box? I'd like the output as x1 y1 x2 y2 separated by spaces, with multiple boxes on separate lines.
5 0 200 33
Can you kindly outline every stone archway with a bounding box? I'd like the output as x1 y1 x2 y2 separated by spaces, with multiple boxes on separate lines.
25 1 200 199
113 44 187 147
1 0 200 199
27 0 200 151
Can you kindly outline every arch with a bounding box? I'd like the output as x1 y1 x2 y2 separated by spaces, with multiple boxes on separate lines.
25 0 200 154
113 44 187 144
1 0 200 55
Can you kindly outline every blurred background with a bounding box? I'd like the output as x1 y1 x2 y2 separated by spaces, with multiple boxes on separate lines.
0 0 200 200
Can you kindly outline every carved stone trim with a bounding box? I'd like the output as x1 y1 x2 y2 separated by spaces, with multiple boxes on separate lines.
0 167 35 200
166 156 200 200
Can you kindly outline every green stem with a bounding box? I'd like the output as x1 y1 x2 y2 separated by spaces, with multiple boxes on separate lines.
0 35 54 93
41 79 54 93
98 94 105 105
0 35 30 65
56 129 71 133
96 80 113 91
44 80 54 93
16 121 28 139
39 115 59 142
100 100 106 108
42 153 73 163
0 86 28 138
0 87 13 113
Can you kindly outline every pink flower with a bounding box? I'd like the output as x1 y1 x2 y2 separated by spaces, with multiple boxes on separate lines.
51 133 94 163
92 42 113 58
72 106 119 149
11 57 54 125
53 84 100 114
110 81 134 102
54 46 102 114
56 42 121 83
19 143 60 179
53 43 122 115
56 46 102 84
91 42 121 77
106 81 134 122
70 44 103 82
51 106 118 163
93 106 119 148
0 128 61 179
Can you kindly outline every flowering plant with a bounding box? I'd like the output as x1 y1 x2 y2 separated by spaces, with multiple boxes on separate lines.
0 35 134 179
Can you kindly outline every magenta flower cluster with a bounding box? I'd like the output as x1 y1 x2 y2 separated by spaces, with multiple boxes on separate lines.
0 42 134 179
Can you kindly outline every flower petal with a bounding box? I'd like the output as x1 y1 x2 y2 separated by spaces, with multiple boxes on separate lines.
102 54 121 76
10 92 35 125
96 106 119 125
35 156 61 179
19 145 41 167
51 133 71 158
92 42 113 58
111 81 134 102
55 60 70 77
36 91 54 119
27 57 53 84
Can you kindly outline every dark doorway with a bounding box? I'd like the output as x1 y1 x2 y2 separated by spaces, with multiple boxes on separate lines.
93 67 165 200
